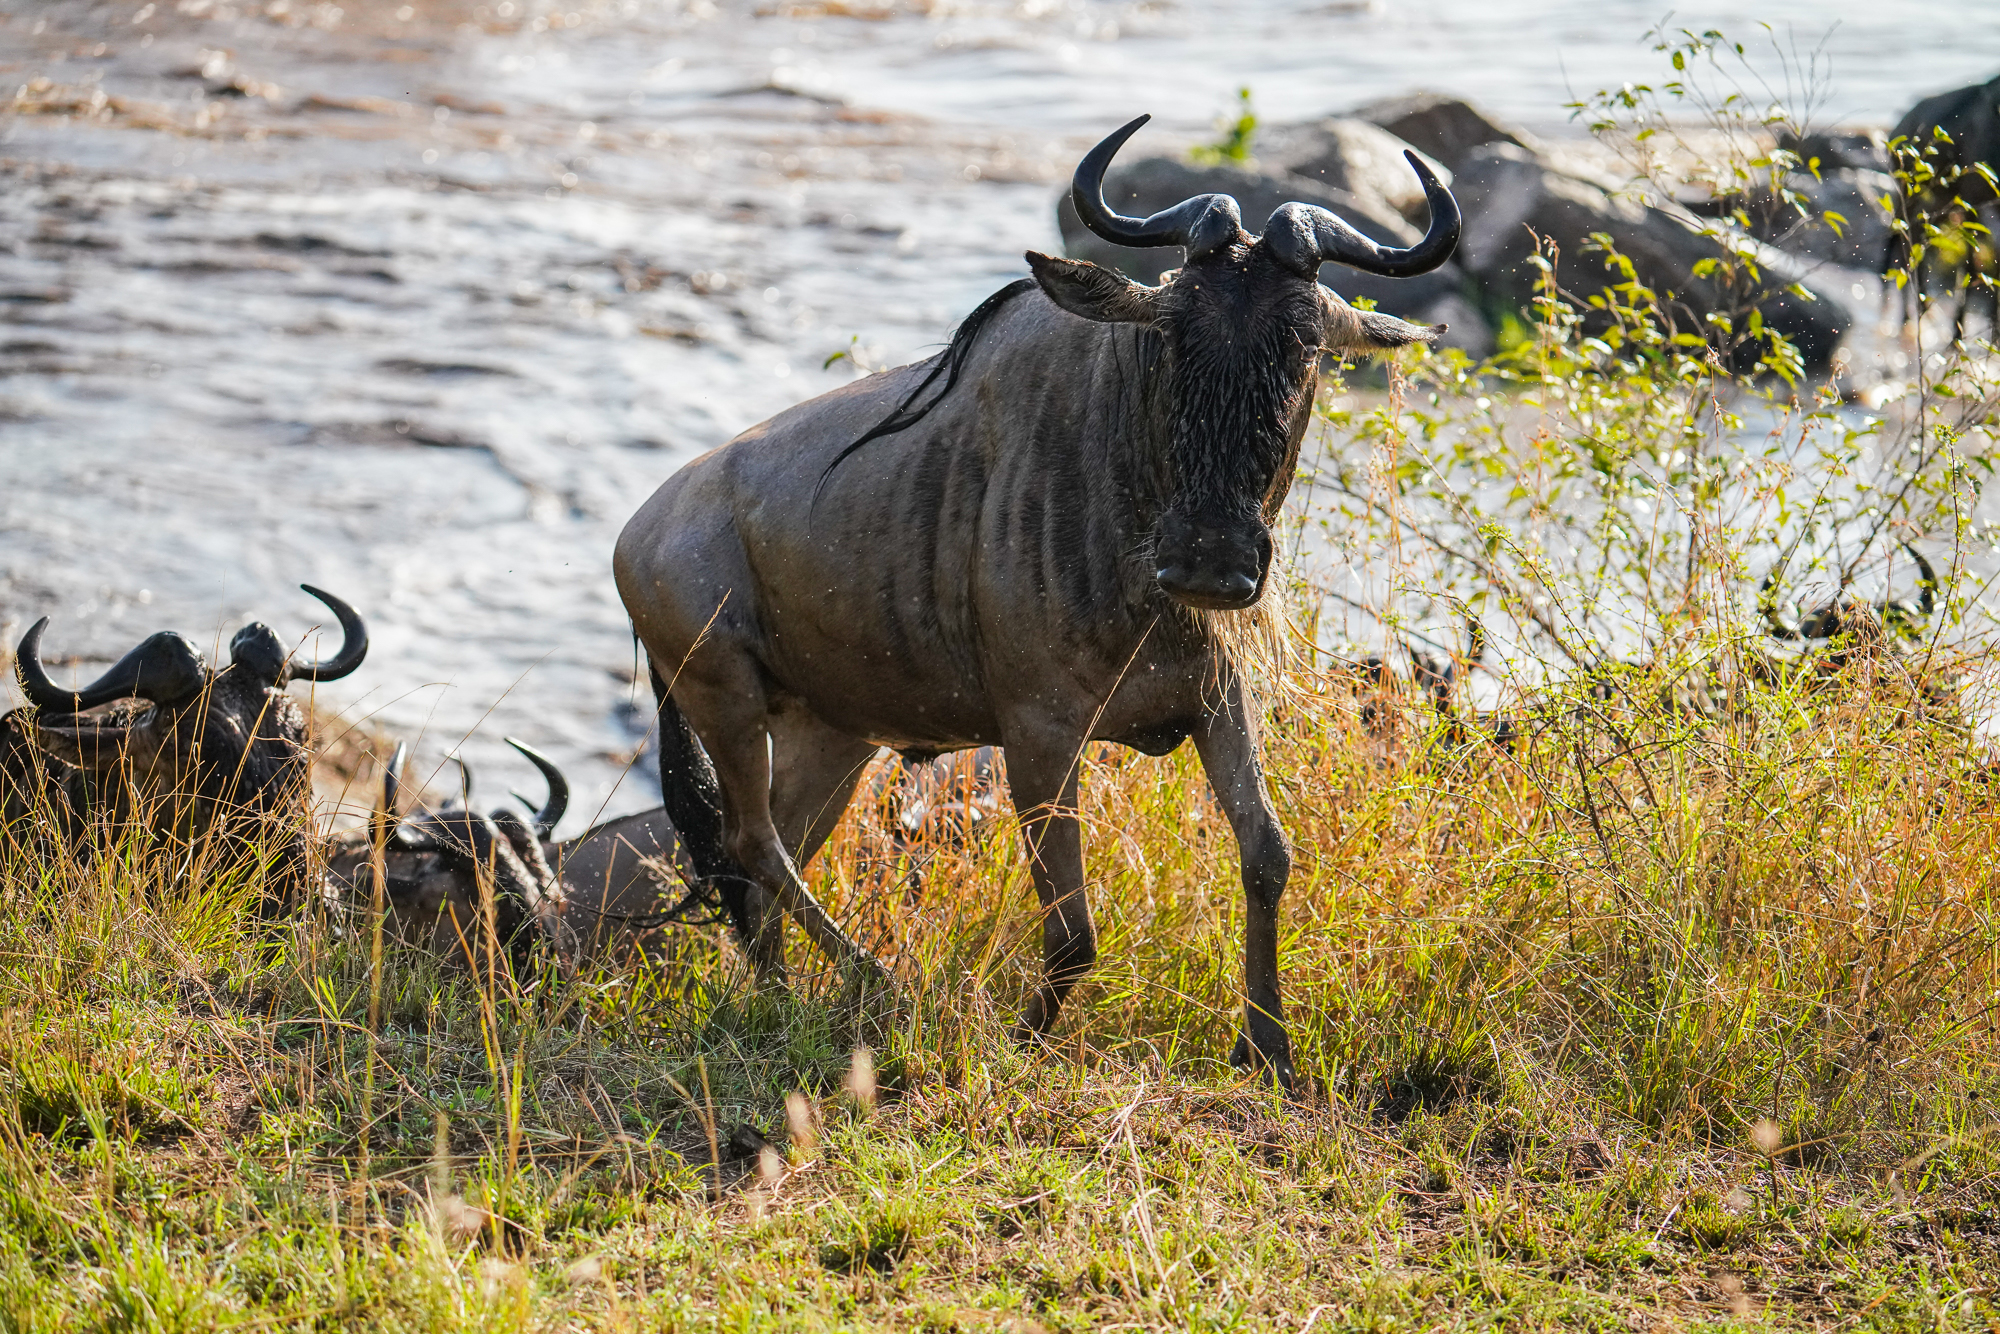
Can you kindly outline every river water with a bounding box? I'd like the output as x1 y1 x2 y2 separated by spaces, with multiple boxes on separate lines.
3 0 1996 830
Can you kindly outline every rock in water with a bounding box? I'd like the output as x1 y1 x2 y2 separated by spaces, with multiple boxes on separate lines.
1702 168 1898 271
1260 117 1453 225
1453 143 1852 376
1778 127 1891 175
1351 92 1535 173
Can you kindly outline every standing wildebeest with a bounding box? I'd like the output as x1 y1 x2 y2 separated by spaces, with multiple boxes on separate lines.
1884 73 2000 338
614 115 1460 1085
1 586 368 907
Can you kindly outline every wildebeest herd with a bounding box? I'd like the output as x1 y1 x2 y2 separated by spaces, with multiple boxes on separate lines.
1 98 1986 1085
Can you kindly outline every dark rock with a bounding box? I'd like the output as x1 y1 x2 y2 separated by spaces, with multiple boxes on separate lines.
1454 143 1852 375
1259 116 1451 224
1777 126 1890 175
1055 156 1479 343
1351 91 1534 172
1700 168 1897 270
1891 74 2000 205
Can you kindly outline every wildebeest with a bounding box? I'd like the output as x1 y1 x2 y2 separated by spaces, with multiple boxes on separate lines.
1884 73 2000 337
2 585 368 907
1761 543 1939 670
1343 618 1519 755
329 741 1006 964
614 114 1460 1085
321 738 572 968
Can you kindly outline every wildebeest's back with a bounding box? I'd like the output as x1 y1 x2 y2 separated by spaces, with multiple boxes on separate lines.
618 291 1162 749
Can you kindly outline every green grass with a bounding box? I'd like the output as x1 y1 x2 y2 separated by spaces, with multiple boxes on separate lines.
2 648 1997 1331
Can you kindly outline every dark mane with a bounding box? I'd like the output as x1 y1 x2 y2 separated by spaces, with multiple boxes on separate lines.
811 277 1037 508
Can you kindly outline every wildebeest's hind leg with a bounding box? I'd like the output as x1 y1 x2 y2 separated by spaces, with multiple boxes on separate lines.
768 700 879 871
650 666 784 978
1001 732 1096 1042
674 675 889 987
1193 672 1295 1091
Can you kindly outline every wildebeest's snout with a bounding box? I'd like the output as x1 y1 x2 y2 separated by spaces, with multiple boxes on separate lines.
1154 511 1271 611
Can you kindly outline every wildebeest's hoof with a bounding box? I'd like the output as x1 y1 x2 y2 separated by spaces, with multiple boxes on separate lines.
1232 1030 1296 1093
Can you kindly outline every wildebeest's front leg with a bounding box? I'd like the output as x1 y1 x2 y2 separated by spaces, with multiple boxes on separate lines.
1003 733 1096 1041
1193 674 1295 1089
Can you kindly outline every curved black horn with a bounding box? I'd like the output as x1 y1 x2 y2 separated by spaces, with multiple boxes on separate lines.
382 740 408 819
1465 616 1487 667
16 620 208 714
1261 151 1462 278
446 754 472 810
1902 541 1938 618
288 585 368 683
504 736 569 839
1760 572 1802 640
1071 114 1244 259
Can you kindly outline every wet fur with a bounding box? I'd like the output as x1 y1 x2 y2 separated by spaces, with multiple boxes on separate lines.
616 237 1443 1085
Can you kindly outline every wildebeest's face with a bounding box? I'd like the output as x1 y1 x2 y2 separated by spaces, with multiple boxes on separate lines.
1149 245 1326 609
1042 114 1460 613
12 587 368 895
1030 239 1436 612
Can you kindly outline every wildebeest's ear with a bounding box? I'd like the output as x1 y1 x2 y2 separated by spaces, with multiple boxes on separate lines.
1320 285 1442 352
1026 251 1163 325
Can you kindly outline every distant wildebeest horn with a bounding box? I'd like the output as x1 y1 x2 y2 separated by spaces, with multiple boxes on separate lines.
288 585 369 682
382 743 441 853
1760 570 1804 640
1071 114 1246 259
15 620 209 714
1262 152 1462 278
382 740 408 819
1903 541 1938 618
446 754 472 809
504 736 569 838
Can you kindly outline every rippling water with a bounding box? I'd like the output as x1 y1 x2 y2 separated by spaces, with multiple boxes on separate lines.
3 0 1995 829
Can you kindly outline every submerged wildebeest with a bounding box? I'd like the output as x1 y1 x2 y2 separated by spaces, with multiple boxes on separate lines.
614 114 1461 1085
1884 73 2000 338
2 585 367 906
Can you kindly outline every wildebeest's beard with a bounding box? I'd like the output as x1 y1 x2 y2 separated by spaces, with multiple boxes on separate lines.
1151 248 1323 612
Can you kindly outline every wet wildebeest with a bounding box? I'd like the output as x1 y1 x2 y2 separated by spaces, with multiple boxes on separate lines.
614 114 1460 1086
1345 619 1517 754
321 738 571 968
1884 73 2000 338
332 742 1005 963
1761 543 1939 672
2 586 367 907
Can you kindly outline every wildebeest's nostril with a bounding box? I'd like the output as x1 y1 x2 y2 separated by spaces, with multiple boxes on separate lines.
1156 563 1259 610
